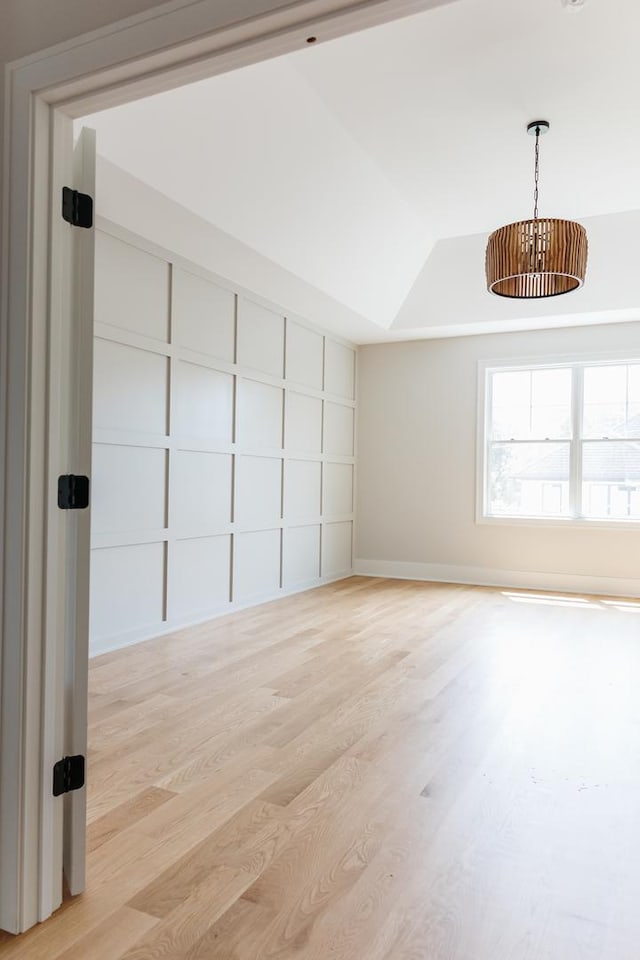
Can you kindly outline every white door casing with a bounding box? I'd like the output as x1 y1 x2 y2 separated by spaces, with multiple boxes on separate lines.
0 107 95 932
0 0 457 934
39 120 96 916
62 127 96 898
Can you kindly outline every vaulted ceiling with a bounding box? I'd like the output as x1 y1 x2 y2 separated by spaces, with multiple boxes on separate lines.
83 0 640 341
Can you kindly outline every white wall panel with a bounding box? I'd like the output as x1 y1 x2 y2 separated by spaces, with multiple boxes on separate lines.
324 462 354 517
237 298 284 378
95 231 169 341
286 321 324 390
284 459 322 522
324 339 355 400
236 456 282 528
172 266 235 361
171 536 231 618
284 525 321 587
172 451 232 531
322 522 353 576
234 529 281 601
93 339 168 435
286 391 322 454
324 401 354 456
91 223 355 654
237 379 283 450
172 360 234 443
90 543 166 644
91 444 166 535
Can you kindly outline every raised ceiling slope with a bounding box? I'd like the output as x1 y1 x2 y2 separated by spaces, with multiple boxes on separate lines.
82 0 640 342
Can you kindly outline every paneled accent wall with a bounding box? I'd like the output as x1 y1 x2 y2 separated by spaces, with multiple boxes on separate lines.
90 221 356 655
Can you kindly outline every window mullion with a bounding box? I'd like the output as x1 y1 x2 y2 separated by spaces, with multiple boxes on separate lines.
484 372 493 516
571 365 584 519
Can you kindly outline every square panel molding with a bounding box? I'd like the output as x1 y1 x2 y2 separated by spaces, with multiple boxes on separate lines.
324 462 354 518
236 456 283 528
285 459 322 522
172 361 234 444
172 266 235 361
171 535 231 618
95 231 169 342
324 339 356 400
93 339 169 436
237 298 284 378
286 391 322 454
90 223 357 654
322 522 353 577
286 321 324 390
237 378 284 451
324 402 355 457
284 525 321 588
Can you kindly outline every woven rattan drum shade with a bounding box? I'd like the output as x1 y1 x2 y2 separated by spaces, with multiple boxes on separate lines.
486 217 588 298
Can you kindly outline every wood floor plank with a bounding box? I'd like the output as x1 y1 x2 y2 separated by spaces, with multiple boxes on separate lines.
181 898 272 960
287 800 430 960
87 693 288 820
3 578 640 959
88 766 279 892
127 800 286 919
264 650 411 751
43 907 159 960
86 787 177 853
87 694 179 750
118 757 372 959
236 771 402 957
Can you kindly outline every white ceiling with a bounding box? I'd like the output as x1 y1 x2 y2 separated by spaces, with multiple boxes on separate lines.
82 0 640 341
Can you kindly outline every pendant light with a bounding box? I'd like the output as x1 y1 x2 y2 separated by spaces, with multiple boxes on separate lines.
485 121 588 298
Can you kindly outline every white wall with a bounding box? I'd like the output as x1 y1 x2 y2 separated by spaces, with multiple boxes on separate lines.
90 221 356 654
82 63 429 331
356 322 640 597
94 156 380 343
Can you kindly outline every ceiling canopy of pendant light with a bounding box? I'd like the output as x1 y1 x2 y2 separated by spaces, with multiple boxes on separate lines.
486 121 588 299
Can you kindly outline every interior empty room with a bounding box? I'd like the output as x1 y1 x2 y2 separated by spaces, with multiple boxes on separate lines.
1 0 640 957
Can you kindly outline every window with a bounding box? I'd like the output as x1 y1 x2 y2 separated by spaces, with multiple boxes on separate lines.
483 361 640 522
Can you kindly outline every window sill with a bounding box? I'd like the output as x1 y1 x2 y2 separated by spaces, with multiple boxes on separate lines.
477 514 640 532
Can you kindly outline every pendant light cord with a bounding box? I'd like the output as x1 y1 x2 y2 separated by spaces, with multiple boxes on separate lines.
533 125 541 220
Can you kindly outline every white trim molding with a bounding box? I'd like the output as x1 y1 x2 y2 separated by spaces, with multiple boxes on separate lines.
354 558 640 600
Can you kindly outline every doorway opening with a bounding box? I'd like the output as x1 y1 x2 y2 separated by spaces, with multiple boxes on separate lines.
1 0 441 935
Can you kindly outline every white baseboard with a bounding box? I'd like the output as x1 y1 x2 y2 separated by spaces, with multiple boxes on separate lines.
353 558 640 600
89 571 353 658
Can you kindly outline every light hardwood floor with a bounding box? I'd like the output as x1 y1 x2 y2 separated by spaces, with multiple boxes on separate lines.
3 576 640 959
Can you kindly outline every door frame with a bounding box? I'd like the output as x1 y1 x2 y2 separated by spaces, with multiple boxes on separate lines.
0 0 455 934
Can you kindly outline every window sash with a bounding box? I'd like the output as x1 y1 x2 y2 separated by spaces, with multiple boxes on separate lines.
483 360 640 522
488 367 573 442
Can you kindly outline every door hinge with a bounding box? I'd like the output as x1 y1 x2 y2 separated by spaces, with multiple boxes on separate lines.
52 755 85 797
58 474 90 510
62 186 93 228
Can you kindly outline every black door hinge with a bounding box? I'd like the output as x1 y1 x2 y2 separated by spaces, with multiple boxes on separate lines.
53 755 85 797
62 187 93 228
58 474 90 510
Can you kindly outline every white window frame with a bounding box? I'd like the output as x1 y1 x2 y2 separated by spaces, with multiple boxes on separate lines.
477 352 640 530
